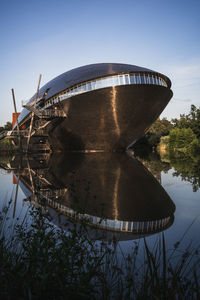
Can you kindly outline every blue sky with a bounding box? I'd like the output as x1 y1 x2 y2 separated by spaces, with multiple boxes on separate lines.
0 0 200 125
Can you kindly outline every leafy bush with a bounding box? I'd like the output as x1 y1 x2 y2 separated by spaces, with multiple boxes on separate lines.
169 128 195 150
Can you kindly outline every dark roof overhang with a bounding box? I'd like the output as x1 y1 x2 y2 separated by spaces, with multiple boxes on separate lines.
16 63 172 127
28 63 172 103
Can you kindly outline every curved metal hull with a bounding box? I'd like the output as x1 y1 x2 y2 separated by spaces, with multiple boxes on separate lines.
48 84 172 152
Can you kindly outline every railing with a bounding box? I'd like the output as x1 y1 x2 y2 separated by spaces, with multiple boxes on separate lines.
0 131 9 140
31 129 49 137
0 129 49 140
0 130 28 139
24 105 66 119
41 109 66 118
12 130 29 136
22 96 44 107
39 188 67 198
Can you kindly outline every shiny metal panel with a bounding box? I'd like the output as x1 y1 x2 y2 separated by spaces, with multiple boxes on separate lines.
16 63 172 126
48 84 172 151
29 63 171 102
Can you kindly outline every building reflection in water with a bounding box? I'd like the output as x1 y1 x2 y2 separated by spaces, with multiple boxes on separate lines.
9 152 175 240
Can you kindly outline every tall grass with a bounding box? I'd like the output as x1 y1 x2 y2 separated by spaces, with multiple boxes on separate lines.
0 204 200 299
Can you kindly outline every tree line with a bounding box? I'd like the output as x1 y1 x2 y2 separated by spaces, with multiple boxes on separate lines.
0 121 12 133
133 104 200 158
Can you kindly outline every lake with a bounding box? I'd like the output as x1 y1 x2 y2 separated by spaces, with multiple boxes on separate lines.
0 152 199 254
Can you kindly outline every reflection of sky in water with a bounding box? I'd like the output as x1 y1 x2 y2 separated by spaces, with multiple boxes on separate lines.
120 167 200 253
161 169 200 244
0 172 30 224
0 160 199 253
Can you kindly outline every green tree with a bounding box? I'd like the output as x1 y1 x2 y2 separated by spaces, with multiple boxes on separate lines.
145 118 172 147
171 105 200 138
0 121 12 132
169 128 196 150
148 118 172 136
4 121 12 131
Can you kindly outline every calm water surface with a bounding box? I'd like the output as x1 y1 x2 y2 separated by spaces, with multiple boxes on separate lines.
0 153 199 252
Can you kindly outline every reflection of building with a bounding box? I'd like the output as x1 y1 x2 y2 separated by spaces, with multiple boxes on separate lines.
138 156 171 184
15 63 173 152
10 153 175 239
140 159 162 183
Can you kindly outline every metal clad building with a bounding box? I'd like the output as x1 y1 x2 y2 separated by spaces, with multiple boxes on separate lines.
17 63 173 152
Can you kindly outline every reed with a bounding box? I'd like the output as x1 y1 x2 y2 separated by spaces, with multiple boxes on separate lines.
0 204 199 299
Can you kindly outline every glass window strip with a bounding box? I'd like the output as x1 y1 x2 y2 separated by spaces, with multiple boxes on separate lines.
138 74 141 84
43 73 168 107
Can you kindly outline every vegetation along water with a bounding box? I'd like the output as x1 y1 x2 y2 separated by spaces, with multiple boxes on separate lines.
0 105 200 299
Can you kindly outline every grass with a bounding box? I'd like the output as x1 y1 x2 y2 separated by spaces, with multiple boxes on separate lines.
0 203 200 300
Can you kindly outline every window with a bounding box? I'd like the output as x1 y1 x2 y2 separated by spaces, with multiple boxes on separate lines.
101 77 108 87
106 76 114 86
146 75 151 84
77 85 81 92
128 222 132 231
87 82 92 91
130 74 135 84
135 75 140 84
122 222 126 231
49 72 168 104
149 76 154 84
91 81 96 89
125 74 129 84
113 76 119 86
140 75 145 84
119 75 124 85
96 79 102 89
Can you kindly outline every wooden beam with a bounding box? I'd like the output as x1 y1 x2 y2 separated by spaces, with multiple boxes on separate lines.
26 74 42 153
13 174 19 219
11 88 21 149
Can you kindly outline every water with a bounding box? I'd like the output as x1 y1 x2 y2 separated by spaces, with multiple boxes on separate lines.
0 153 199 251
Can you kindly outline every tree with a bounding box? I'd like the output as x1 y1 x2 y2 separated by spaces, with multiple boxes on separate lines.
171 105 200 138
169 128 196 150
133 118 172 151
4 122 12 131
148 118 172 136
146 118 172 147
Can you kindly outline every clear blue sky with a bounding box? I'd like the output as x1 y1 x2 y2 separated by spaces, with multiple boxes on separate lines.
0 0 200 125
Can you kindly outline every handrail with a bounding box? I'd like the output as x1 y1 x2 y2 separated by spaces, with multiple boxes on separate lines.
0 129 48 139
24 105 66 118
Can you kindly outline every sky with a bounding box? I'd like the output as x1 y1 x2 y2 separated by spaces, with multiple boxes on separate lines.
0 0 200 126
